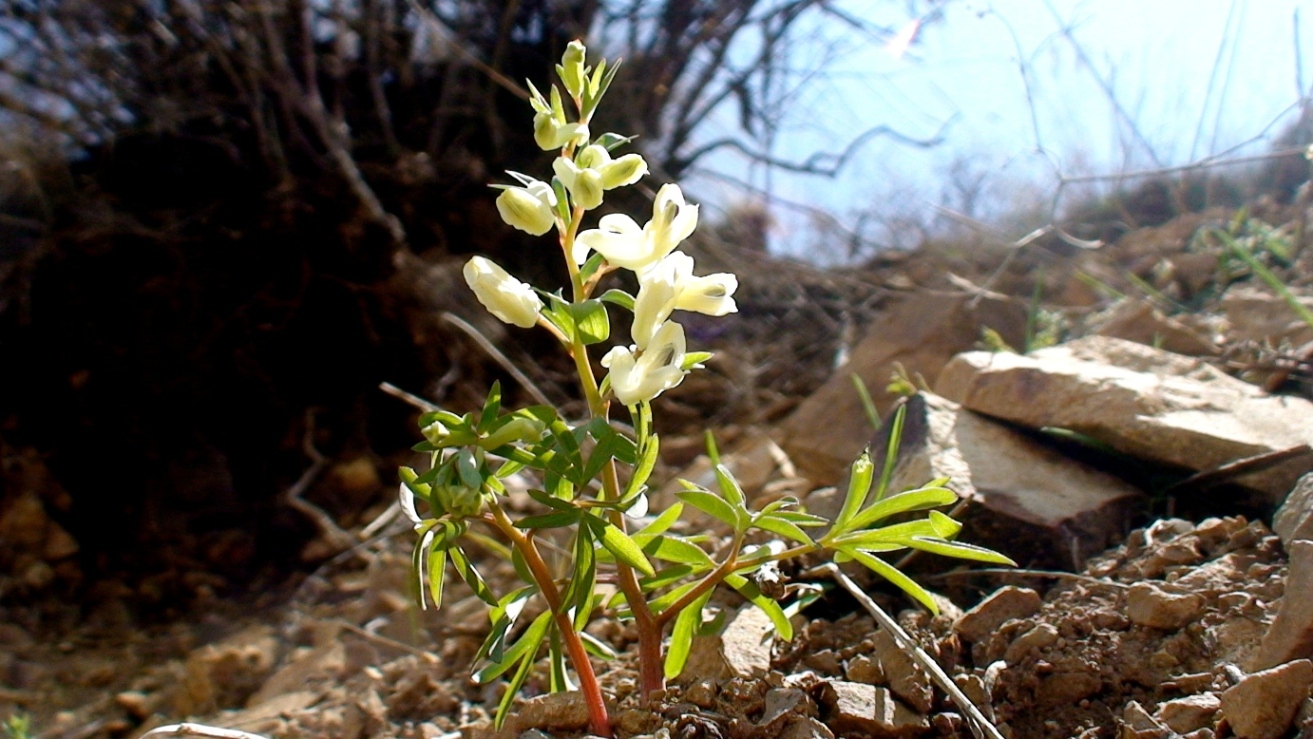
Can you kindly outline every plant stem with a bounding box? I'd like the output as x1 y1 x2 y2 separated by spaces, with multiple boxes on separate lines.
489 503 611 737
602 462 665 697
655 532 744 629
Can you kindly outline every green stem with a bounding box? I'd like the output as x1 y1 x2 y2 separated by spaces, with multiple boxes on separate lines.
655 531 744 629
489 504 611 737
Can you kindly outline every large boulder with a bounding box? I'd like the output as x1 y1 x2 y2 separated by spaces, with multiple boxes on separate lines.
936 336 1313 506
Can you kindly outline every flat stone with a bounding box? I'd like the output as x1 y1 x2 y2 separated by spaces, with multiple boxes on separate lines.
1094 299 1219 356
1122 700 1171 738
843 654 884 684
1126 582 1206 630
1221 287 1313 346
936 336 1313 504
1220 659 1313 739
781 716 836 739
509 691 600 734
869 629 933 714
1155 693 1221 734
954 587 1042 644
721 605 775 679
819 681 930 737
1274 473 1313 548
1252 540 1313 670
1004 623 1059 665
779 290 1027 485
872 392 1143 569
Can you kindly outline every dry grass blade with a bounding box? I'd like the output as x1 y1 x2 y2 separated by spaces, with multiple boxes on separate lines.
138 724 271 739
823 563 1005 739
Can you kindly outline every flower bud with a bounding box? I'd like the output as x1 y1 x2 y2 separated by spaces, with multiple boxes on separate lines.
463 256 544 328
600 153 648 189
560 40 588 99
479 416 546 450
496 181 556 236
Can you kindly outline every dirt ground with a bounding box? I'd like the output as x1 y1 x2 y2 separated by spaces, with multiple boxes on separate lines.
0 494 1295 739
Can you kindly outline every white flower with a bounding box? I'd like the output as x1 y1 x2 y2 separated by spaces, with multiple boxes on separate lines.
630 252 738 349
601 320 689 406
496 174 557 235
553 146 648 211
463 256 543 328
575 183 698 269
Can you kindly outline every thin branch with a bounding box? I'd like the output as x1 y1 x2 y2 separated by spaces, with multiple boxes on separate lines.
823 564 1006 739
680 116 955 177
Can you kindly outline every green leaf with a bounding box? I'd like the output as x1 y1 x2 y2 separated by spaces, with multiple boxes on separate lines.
476 609 552 684
834 450 874 529
631 502 684 547
578 252 609 284
872 402 908 503
664 589 713 680
646 535 715 568
752 514 816 546
841 547 939 615
566 526 598 631
833 519 942 550
580 630 618 659
677 487 745 531
478 586 537 664
568 299 611 345
639 563 696 591
525 487 576 511
515 510 582 529
625 434 660 501
584 516 655 576
682 351 714 370
906 536 1017 565
594 131 635 151
768 509 830 526
928 509 963 538
541 292 576 343
449 545 498 607
492 611 553 729
478 381 502 432
597 288 635 311
725 573 793 641
455 449 483 492
714 463 746 508
841 486 958 533
703 431 722 466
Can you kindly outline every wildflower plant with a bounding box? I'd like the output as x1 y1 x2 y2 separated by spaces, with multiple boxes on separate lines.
399 40 1014 737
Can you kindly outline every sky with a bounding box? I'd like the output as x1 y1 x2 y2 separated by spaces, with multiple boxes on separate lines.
684 0 1313 260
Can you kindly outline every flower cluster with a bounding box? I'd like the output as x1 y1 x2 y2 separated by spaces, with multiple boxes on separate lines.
465 51 737 409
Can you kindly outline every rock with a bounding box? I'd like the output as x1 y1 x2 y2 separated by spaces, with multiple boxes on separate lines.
1004 623 1059 665
1094 299 1219 356
872 392 1143 569
1274 473 1313 547
1155 693 1221 734
781 716 835 739
779 290 1027 485
869 629 934 713
178 625 280 714
1220 659 1313 739
1252 540 1313 670
720 605 775 679
1126 582 1206 630
1222 287 1313 346
246 641 345 708
843 654 884 684
936 336 1313 504
818 681 930 737
658 430 803 519
756 688 816 733
954 587 1042 644
508 691 599 734
1121 700 1172 738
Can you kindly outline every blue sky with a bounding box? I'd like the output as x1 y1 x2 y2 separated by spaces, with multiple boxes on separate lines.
685 0 1313 259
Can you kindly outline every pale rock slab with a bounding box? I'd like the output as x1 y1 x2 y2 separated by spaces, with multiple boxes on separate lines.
1220 659 1313 739
1221 287 1313 346
1093 298 1219 356
779 290 1027 485
720 604 775 679
873 392 1143 568
1126 582 1206 630
1252 539 1313 670
936 336 1313 503
1274 472 1313 548
954 587 1042 644
818 681 930 737
1154 693 1221 735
